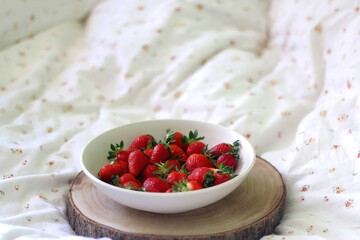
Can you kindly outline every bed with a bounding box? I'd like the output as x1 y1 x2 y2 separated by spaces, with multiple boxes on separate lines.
1 0 359 239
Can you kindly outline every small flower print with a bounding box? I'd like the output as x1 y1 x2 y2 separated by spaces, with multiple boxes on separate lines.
329 168 336 173
38 194 47 200
345 199 354 208
281 111 291 117
10 148 23 154
319 110 327 117
333 186 345 194
347 81 352 89
3 174 14 179
305 138 316 145
301 185 310 192
306 225 314 232
323 196 329 202
337 114 348 122
332 144 340 149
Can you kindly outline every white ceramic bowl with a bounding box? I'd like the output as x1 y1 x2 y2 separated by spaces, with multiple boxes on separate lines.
81 119 256 214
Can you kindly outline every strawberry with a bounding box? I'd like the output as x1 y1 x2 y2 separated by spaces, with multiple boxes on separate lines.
128 134 155 151
114 160 128 174
181 129 205 148
165 129 188 151
186 141 206 156
165 129 205 151
143 149 153 158
208 140 240 158
216 154 237 171
150 143 170 164
118 173 140 186
166 159 182 171
166 171 188 186
172 179 203 192
141 164 158 180
128 149 149 177
122 180 142 190
152 160 181 179
208 143 232 156
210 163 236 186
98 163 126 183
116 150 131 163
113 173 142 189
169 144 187 162
107 141 130 163
186 153 214 172
213 172 231 185
188 167 214 187
143 177 170 192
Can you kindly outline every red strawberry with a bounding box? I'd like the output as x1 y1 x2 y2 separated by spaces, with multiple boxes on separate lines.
213 173 231 185
107 141 130 163
141 164 158 180
188 167 214 187
216 154 237 171
186 141 206 156
128 150 149 177
208 143 232 156
150 143 170 164
123 180 142 189
143 177 170 192
114 160 128 173
165 129 205 151
98 163 126 183
165 129 188 151
143 149 153 158
208 140 240 158
186 153 214 172
152 160 182 179
118 173 140 185
116 150 131 163
166 171 188 186
128 134 155 151
181 129 205 148
172 179 203 192
169 144 187 162
166 159 182 171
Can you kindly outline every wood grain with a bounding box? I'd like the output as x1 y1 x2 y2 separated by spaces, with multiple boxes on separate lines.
67 156 286 239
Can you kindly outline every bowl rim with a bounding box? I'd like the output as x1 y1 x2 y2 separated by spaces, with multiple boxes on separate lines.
80 119 256 197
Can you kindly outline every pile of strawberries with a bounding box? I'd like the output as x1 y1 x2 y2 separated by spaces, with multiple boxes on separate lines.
98 129 241 192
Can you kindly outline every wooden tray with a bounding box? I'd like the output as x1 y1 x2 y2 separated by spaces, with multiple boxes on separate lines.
67 156 286 239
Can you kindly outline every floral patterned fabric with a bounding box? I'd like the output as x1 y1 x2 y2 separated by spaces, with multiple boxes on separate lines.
0 0 359 239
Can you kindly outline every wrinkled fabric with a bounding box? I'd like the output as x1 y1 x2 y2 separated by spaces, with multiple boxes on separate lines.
0 0 359 239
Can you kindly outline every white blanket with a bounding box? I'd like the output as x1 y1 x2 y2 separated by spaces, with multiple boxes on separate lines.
0 0 359 239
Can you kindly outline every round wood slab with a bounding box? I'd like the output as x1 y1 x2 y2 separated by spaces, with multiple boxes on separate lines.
67 156 286 239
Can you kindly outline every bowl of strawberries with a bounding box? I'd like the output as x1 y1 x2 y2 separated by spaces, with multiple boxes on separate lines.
81 119 256 214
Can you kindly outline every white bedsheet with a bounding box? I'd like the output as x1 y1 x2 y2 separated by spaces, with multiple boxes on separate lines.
0 0 359 239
